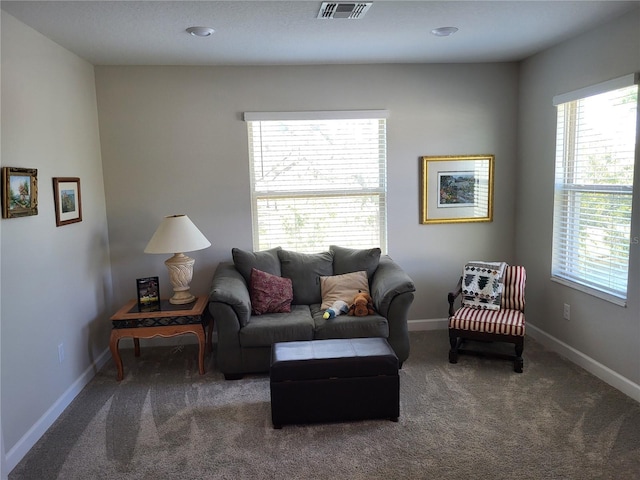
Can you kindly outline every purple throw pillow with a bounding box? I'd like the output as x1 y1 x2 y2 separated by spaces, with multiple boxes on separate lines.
249 268 293 315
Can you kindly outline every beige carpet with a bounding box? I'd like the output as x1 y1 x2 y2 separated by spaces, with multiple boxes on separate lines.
9 330 640 479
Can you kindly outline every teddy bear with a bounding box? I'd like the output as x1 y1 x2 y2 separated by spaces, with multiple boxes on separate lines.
348 292 375 317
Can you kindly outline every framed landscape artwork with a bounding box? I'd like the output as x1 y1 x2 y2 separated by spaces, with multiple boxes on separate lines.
2 167 38 219
420 155 494 224
53 177 82 226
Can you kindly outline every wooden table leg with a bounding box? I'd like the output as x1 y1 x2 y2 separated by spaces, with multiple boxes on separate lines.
206 316 214 354
109 332 124 381
197 327 206 375
110 325 206 380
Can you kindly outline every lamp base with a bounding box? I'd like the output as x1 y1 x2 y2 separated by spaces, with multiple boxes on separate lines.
168 291 196 305
165 253 197 305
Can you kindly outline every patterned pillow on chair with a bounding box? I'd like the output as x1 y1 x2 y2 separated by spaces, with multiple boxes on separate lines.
461 261 507 311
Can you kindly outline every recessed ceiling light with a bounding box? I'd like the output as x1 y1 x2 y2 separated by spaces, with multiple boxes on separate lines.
186 26 215 37
431 26 458 37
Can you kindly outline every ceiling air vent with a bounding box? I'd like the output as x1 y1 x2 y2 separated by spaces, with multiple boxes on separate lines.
317 2 373 19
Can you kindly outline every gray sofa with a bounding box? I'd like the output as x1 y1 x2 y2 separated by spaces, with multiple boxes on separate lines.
209 246 416 379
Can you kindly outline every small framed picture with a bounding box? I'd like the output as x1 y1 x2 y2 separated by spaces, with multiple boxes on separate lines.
2 167 38 219
137 277 160 312
53 177 82 226
420 155 495 224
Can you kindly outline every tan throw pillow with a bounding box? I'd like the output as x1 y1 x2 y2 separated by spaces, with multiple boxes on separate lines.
320 271 369 310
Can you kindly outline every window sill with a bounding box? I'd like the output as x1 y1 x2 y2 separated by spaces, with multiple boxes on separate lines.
550 276 627 307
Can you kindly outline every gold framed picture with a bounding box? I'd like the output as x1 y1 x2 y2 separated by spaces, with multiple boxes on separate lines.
53 177 82 226
2 167 38 219
420 155 494 224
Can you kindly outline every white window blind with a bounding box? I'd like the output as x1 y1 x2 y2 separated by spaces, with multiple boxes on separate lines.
551 75 638 304
245 111 388 253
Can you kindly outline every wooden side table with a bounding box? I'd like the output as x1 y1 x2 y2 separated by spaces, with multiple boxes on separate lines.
109 295 213 381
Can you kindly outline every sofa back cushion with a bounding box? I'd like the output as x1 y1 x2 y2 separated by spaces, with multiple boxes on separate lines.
278 250 334 305
232 247 282 285
330 245 381 280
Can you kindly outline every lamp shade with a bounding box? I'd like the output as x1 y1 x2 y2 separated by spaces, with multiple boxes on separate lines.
144 214 211 254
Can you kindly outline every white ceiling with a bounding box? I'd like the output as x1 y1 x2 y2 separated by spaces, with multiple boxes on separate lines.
2 0 639 66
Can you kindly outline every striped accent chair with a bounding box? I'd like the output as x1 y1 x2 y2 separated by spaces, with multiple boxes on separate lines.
448 265 526 372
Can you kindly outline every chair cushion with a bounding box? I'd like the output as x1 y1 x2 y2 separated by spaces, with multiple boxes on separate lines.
449 306 525 336
501 266 526 311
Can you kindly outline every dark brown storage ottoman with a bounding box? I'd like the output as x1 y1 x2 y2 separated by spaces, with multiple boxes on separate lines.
270 338 400 428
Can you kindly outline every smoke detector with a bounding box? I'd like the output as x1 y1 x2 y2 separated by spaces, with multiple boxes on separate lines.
317 2 373 19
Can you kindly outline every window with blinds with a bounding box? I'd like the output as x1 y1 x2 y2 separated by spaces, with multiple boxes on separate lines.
245 111 388 253
551 74 638 305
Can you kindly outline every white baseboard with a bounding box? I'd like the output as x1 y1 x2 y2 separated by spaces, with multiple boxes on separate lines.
524 324 640 403
5 348 112 473
408 318 448 331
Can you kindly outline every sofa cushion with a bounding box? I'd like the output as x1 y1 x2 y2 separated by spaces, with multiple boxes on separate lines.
249 268 293 315
461 261 507 311
320 271 369 310
330 245 381 279
278 250 334 305
232 247 282 285
239 305 315 347
310 304 389 339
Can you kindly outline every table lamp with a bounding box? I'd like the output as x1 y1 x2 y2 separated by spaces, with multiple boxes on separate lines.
144 214 211 304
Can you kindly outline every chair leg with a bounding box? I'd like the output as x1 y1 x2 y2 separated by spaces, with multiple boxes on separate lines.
448 331 459 364
514 338 524 373
514 357 523 373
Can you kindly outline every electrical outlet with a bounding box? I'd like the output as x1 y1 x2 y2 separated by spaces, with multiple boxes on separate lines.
58 343 65 363
563 303 571 321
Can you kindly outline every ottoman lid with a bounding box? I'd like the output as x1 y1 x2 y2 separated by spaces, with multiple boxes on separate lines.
270 338 398 382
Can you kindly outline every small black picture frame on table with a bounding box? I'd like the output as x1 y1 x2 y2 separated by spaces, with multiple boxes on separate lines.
136 277 160 312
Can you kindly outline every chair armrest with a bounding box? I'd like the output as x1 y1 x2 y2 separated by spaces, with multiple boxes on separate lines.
448 276 463 317
209 261 251 327
370 256 416 317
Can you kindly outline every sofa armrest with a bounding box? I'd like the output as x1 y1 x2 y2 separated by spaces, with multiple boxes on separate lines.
209 261 251 327
371 256 416 318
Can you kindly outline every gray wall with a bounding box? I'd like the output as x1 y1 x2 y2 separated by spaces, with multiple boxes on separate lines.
94 63 519 321
517 9 640 386
1 13 113 468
